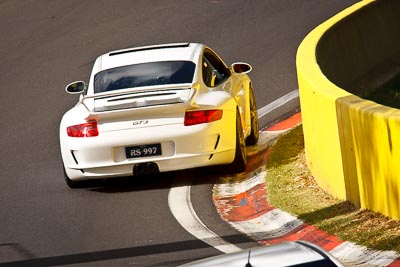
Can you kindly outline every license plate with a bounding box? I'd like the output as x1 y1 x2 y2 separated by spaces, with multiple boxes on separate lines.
125 143 162 159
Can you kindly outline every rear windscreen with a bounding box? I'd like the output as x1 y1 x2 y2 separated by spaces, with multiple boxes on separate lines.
94 61 195 93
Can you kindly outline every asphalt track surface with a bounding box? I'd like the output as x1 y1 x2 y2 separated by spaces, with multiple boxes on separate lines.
0 1 357 266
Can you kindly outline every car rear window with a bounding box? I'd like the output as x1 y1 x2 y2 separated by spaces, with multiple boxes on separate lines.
94 61 195 93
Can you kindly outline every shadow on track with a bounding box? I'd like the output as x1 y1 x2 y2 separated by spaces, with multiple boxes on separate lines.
69 165 242 194
0 232 257 267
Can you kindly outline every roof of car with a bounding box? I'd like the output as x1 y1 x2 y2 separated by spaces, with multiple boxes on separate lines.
179 241 342 267
97 42 204 71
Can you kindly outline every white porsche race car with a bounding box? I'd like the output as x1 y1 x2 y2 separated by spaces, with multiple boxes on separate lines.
60 43 259 188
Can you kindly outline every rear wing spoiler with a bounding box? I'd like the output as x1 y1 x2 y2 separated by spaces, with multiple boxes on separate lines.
80 83 200 115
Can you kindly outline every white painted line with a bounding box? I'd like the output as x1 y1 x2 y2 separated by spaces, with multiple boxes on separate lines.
168 182 242 254
257 89 299 119
265 129 290 134
330 241 399 267
227 209 303 241
213 170 266 196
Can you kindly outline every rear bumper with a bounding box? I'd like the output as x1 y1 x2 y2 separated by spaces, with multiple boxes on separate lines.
60 112 236 180
64 149 234 180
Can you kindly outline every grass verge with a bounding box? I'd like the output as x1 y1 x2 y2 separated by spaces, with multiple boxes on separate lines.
266 125 400 252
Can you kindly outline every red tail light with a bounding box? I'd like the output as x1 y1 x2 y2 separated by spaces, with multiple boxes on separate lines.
67 121 99 137
184 110 223 126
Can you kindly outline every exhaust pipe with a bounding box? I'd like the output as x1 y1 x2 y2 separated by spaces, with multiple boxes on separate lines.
133 162 159 176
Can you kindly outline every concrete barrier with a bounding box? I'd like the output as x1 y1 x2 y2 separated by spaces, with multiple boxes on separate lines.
297 0 400 219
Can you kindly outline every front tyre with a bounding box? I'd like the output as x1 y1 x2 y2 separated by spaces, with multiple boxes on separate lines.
246 87 259 146
231 111 247 172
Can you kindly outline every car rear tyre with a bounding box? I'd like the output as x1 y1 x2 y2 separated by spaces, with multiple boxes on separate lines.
246 87 259 146
231 111 247 172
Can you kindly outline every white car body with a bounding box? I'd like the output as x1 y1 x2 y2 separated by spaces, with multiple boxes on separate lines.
60 43 258 187
179 241 345 267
